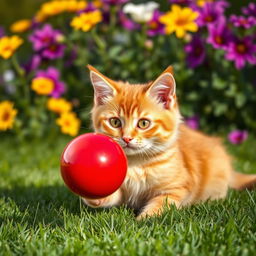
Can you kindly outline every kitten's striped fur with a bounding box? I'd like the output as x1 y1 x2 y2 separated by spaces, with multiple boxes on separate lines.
83 65 256 220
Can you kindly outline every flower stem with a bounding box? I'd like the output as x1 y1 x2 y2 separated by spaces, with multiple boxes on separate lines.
91 27 106 50
110 6 117 32
11 55 25 77
11 54 30 106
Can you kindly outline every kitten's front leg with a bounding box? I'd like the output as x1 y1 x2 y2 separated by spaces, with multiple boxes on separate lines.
82 189 123 209
136 193 184 220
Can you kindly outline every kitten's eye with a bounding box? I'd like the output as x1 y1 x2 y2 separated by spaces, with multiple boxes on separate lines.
109 117 122 128
137 119 150 129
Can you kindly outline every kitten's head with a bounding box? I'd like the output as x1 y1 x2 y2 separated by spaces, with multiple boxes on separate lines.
89 65 181 158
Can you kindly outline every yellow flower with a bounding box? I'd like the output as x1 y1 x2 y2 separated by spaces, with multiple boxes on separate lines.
47 98 72 114
31 77 54 95
160 5 199 38
56 112 81 136
10 19 32 33
41 1 67 17
65 0 87 12
0 101 18 131
36 0 87 21
70 10 102 32
34 11 48 23
92 0 103 8
0 36 23 59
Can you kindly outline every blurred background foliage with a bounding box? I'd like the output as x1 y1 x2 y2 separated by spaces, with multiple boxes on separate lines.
0 0 255 141
0 0 252 27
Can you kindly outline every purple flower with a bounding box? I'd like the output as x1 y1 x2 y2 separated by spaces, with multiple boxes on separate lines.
102 0 128 5
207 19 233 50
225 36 256 69
41 43 66 60
230 15 256 29
29 24 65 60
147 10 165 37
36 67 66 98
242 3 256 17
185 116 199 130
119 11 140 30
169 0 192 5
196 2 227 27
78 2 97 14
185 35 206 68
228 130 248 144
24 55 42 73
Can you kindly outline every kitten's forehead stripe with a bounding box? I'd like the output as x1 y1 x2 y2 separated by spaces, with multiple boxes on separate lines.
116 84 147 118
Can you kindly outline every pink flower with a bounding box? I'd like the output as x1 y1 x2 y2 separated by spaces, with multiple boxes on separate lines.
185 36 206 68
228 130 248 144
195 2 227 27
147 10 165 37
225 36 256 69
230 15 256 29
29 24 65 60
207 18 233 50
185 115 199 130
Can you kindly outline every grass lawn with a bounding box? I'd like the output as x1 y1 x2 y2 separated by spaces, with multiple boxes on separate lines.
0 135 256 255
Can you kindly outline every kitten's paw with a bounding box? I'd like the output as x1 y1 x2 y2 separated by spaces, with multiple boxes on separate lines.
136 212 150 221
82 197 106 208
136 214 146 221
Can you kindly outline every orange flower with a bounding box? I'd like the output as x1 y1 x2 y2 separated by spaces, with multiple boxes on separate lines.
56 112 81 136
47 98 72 114
10 19 32 33
0 36 23 59
31 77 54 95
0 101 18 131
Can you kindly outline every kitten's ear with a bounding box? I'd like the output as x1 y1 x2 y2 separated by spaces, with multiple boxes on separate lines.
147 66 176 109
87 65 118 105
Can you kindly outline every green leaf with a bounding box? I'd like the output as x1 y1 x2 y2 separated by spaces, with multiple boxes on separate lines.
235 93 246 108
108 46 123 59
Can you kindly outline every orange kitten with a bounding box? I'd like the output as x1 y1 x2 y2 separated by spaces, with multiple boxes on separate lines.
83 65 256 220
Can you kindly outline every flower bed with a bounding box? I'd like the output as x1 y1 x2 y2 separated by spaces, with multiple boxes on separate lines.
0 0 255 142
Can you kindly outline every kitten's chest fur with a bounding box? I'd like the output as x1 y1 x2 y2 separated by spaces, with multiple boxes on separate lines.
122 166 149 209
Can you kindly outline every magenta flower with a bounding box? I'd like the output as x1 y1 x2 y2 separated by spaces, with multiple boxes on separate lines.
36 67 66 98
169 0 192 5
207 19 233 50
185 116 199 130
119 11 140 30
42 43 66 60
242 3 256 17
225 36 256 69
102 0 128 5
24 55 42 73
196 2 227 27
147 10 165 36
78 2 97 14
230 15 256 29
29 24 65 60
185 36 206 68
228 130 248 144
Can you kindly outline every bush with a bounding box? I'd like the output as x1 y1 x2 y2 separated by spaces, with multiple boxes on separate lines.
0 0 255 139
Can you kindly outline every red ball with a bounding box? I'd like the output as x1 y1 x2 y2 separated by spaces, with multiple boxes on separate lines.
60 133 127 199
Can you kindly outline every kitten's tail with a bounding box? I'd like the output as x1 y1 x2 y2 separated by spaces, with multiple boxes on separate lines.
229 171 256 190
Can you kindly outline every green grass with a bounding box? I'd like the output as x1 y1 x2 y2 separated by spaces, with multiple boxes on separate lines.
0 136 256 256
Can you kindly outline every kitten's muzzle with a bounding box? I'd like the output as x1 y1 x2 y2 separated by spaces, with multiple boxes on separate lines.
122 137 133 144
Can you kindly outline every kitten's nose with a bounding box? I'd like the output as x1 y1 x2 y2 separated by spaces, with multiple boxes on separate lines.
122 137 133 144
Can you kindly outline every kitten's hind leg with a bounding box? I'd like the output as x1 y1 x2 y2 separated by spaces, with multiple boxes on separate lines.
82 189 123 209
